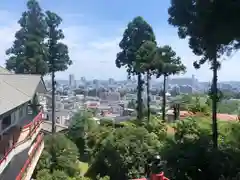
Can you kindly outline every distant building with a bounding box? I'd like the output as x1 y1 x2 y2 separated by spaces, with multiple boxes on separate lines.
84 101 100 109
179 85 193 94
69 74 76 88
107 92 121 102
46 110 72 126
80 76 86 82
169 77 194 86
108 78 114 85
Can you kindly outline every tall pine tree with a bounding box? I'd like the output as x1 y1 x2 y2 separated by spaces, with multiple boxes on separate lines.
116 16 156 121
45 10 72 133
6 0 48 75
45 11 72 73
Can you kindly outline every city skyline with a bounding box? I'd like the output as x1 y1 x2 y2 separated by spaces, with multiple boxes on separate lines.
0 0 240 81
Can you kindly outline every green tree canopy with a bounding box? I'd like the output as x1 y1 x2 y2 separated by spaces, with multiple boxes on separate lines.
88 126 162 180
155 45 186 77
116 16 156 121
5 0 72 75
37 133 79 177
168 0 238 149
154 45 186 120
36 169 52 180
115 16 156 74
6 0 48 75
36 169 71 180
136 40 157 122
45 11 72 72
68 111 97 160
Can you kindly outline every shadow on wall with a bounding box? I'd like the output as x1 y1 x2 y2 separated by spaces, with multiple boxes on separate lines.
0 126 21 154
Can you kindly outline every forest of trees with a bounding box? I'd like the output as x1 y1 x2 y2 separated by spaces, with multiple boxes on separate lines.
5 0 240 180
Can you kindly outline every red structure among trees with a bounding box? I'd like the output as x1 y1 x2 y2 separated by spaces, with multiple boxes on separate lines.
132 172 169 180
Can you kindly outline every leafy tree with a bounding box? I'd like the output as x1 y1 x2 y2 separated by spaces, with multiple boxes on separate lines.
68 111 97 160
127 99 136 109
116 16 156 121
118 89 127 99
68 175 110 180
88 126 162 180
45 10 72 133
141 116 167 141
35 150 51 171
36 169 52 180
168 0 237 149
218 100 240 114
154 46 186 121
87 125 113 156
160 117 240 180
36 169 69 180
181 95 193 105
52 170 69 180
5 0 48 75
37 133 79 177
45 11 72 73
98 176 110 180
136 40 157 122
69 177 91 180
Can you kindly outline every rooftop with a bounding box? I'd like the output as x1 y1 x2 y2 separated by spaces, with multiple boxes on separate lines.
0 73 46 115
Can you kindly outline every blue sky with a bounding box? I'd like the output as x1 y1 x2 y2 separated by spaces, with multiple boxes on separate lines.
0 0 239 81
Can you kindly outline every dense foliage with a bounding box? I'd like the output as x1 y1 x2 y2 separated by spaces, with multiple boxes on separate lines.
36 133 79 177
36 112 240 180
116 16 156 121
5 0 72 75
136 41 157 122
154 46 186 121
168 0 240 149
68 111 97 160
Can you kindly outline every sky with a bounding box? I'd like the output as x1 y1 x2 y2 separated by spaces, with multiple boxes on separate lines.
0 0 239 82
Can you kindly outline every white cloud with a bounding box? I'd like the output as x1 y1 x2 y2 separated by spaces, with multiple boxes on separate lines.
0 23 19 66
155 27 240 82
0 10 239 82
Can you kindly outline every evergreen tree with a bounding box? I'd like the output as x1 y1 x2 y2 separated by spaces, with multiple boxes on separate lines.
116 16 156 121
6 0 48 75
136 41 157 122
45 11 72 73
45 10 72 133
168 0 239 149
155 46 186 121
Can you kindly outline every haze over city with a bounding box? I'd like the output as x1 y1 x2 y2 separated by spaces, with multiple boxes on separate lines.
0 0 239 81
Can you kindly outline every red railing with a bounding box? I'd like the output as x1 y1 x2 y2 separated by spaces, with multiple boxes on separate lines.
0 144 15 165
151 173 169 180
0 111 43 168
16 133 44 180
132 172 169 180
22 111 43 130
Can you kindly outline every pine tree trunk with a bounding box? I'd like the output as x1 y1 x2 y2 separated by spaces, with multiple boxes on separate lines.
162 75 167 121
137 73 143 121
51 71 56 134
212 54 218 150
146 71 151 123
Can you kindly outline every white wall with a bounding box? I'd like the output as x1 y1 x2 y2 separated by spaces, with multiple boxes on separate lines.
10 102 28 126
